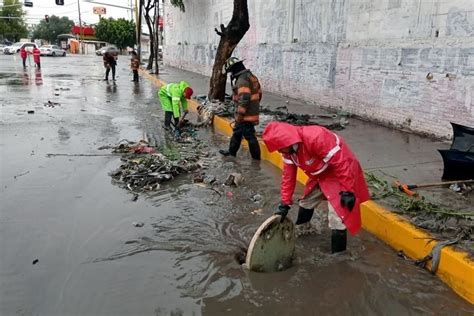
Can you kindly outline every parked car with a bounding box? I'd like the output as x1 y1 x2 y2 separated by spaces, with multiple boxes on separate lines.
95 46 118 56
40 45 66 57
3 42 37 55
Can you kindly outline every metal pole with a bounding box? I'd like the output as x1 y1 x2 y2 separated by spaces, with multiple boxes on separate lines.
134 0 139 56
154 0 159 74
161 0 165 46
77 0 84 54
137 0 143 62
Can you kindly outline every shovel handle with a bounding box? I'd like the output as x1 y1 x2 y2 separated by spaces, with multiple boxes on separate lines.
177 111 188 128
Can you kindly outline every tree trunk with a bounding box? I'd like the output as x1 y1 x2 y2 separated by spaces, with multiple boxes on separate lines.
145 11 155 70
143 0 156 71
208 0 249 101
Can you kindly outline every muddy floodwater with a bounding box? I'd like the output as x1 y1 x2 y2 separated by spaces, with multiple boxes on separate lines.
1 55 473 315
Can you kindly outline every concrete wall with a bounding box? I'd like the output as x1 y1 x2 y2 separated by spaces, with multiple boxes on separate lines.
163 0 474 138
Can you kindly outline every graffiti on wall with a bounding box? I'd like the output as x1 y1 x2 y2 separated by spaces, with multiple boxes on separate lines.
361 47 474 76
447 8 474 37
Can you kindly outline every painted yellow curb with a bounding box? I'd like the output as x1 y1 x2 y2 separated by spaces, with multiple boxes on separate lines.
140 69 474 304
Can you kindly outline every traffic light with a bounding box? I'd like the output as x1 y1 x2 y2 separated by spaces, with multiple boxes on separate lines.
45 15 49 23
24 1 33 7
55 0 64 5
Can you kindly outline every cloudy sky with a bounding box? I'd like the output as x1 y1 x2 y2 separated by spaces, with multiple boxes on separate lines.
20 0 132 25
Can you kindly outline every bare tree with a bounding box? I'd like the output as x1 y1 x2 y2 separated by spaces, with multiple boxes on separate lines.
142 0 183 73
209 0 249 101
143 0 156 70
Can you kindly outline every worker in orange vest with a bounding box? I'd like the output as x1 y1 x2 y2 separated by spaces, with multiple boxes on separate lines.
130 51 140 82
32 47 41 69
219 57 262 160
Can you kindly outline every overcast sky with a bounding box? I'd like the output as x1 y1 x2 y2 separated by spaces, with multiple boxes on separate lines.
18 0 133 25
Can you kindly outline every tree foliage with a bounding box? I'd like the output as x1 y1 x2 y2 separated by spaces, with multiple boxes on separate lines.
95 18 136 49
0 0 28 42
170 0 185 12
32 15 74 43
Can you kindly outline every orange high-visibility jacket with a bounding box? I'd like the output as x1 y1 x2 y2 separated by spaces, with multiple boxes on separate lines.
232 69 262 124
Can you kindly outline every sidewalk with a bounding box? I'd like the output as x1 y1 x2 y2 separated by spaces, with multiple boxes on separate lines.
143 65 474 303
156 66 473 214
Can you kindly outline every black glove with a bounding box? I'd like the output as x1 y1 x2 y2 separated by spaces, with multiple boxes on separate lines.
275 204 291 222
339 191 355 211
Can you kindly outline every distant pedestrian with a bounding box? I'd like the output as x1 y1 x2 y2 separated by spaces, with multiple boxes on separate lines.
157 81 193 130
103 51 117 81
130 51 140 82
20 47 27 68
32 47 41 69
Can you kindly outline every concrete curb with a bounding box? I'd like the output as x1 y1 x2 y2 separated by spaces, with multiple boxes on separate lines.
139 69 474 304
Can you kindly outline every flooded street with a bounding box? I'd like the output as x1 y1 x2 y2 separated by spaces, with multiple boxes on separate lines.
1 55 472 315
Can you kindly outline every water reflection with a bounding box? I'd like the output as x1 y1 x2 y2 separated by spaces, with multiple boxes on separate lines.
22 69 29 85
106 82 117 93
133 82 140 95
35 68 43 86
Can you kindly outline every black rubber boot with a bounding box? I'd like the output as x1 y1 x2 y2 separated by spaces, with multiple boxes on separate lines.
248 139 261 160
331 229 347 253
219 149 233 157
228 137 241 156
295 206 314 225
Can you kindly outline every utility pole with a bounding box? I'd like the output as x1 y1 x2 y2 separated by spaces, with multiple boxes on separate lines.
137 0 143 62
77 0 84 54
134 0 139 56
154 0 159 74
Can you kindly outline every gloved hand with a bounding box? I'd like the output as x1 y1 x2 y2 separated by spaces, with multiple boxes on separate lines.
275 204 291 222
339 191 355 211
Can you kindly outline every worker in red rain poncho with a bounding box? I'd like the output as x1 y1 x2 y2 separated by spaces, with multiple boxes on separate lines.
20 46 28 68
262 122 370 253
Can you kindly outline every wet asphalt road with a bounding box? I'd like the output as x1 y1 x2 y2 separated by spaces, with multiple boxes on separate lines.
1 54 473 315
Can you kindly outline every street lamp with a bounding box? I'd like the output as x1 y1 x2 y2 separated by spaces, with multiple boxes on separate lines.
77 0 84 54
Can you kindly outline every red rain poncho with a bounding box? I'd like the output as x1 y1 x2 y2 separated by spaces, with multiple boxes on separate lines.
262 122 370 235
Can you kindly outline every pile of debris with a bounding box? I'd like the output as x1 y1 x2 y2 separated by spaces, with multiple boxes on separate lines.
195 95 234 127
172 125 199 143
194 95 350 131
259 106 350 131
108 140 202 192
365 171 473 252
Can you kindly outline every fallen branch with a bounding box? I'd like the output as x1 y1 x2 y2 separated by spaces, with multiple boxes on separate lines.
14 170 30 179
47 153 120 157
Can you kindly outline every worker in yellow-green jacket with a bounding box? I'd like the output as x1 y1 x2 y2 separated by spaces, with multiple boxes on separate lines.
158 81 194 130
